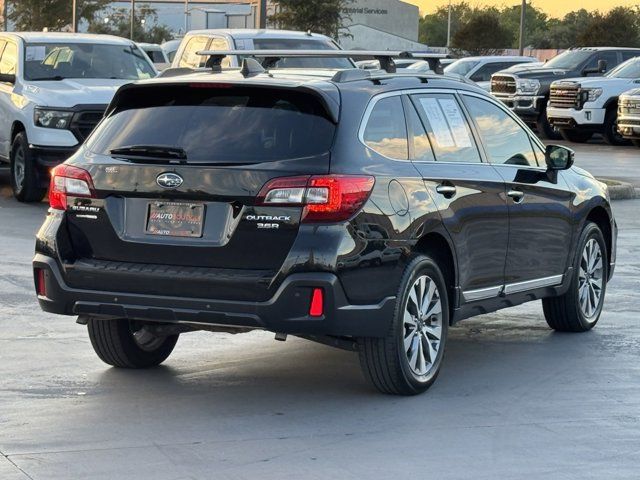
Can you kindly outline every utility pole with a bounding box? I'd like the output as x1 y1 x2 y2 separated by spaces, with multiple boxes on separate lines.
446 0 452 49
259 0 267 29
518 0 526 56
72 0 77 32
130 0 135 40
184 0 189 33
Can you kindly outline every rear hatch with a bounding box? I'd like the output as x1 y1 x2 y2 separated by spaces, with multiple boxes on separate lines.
58 82 339 300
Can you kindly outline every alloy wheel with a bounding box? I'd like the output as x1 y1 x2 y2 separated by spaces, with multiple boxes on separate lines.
13 146 26 190
403 275 443 377
578 239 604 318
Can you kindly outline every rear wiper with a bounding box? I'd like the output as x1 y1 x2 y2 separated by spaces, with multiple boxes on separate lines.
109 145 188 162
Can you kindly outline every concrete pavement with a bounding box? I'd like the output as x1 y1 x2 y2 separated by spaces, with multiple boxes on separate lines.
0 167 639 479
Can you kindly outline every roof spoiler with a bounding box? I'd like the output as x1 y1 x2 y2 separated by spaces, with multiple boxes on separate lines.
195 49 448 73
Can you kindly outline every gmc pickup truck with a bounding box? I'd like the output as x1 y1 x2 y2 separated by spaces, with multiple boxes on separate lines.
491 47 640 139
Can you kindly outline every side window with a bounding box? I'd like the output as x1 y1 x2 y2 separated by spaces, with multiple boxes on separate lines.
0 42 18 75
470 63 504 82
363 96 408 160
406 101 436 162
586 51 619 73
208 37 231 68
462 95 538 167
178 36 210 68
410 93 481 163
622 51 640 62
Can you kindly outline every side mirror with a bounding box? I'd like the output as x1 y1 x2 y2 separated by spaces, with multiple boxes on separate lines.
583 59 607 76
545 145 574 170
0 73 15 84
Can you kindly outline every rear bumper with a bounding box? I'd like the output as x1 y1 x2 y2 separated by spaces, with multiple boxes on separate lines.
33 253 395 337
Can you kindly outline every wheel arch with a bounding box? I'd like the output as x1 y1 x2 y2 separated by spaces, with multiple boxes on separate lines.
603 96 619 112
11 120 26 144
585 205 612 274
413 231 458 323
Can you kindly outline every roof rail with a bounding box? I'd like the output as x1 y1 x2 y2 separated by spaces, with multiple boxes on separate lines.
195 49 419 73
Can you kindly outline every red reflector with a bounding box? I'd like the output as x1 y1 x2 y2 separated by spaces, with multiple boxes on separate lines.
35 269 47 297
309 288 324 317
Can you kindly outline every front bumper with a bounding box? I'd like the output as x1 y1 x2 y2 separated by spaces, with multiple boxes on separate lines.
493 94 545 120
33 253 396 337
547 107 606 129
617 115 640 139
29 145 78 188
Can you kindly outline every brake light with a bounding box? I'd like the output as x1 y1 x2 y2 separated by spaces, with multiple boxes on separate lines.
257 175 374 222
49 164 95 210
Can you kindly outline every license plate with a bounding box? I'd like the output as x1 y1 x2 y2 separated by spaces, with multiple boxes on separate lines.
146 201 205 238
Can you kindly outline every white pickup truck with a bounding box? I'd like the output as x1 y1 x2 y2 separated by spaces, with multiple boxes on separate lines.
617 88 640 147
0 32 156 202
547 56 640 145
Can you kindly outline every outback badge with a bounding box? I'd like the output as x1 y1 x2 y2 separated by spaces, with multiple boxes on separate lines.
156 172 183 189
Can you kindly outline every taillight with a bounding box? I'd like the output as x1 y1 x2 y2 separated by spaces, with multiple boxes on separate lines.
257 175 374 222
49 164 95 210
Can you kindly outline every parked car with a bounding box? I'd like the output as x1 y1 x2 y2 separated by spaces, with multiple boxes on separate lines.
172 29 354 69
138 42 170 71
617 88 640 146
444 55 536 91
547 56 640 144
33 51 616 395
161 39 181 63
0 32 157 202
491 47 640 139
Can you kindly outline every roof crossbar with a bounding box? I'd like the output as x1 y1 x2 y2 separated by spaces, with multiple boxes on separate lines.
195 49 447 73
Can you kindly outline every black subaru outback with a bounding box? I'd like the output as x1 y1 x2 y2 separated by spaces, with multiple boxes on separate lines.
33 51 617 395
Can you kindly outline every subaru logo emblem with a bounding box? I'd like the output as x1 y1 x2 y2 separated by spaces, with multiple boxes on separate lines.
156 172 183 189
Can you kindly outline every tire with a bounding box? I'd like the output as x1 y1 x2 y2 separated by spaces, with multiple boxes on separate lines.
559 129 593 143
542 222 607 332
603 109 628 146
87 318 179 368
358 255 449 395
631 139 640 148
537 106 562 140
10 132 47 203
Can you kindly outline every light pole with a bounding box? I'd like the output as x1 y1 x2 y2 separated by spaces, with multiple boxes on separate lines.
184 0 189 33
446 0 452 49
72 0 77 32
130 0 136 40
518 0 526 56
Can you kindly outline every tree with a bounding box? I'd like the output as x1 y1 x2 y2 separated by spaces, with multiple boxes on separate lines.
269 0 352 39
88 5 173 44
577 7 640 47
419 2 473 47
451 10 513 55
7 0 108 31
500 3 548 49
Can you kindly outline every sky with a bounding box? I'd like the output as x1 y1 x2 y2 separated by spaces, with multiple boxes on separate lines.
407 0 640 18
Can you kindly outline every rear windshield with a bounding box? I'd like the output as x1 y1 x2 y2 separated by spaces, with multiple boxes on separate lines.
86 86 336 163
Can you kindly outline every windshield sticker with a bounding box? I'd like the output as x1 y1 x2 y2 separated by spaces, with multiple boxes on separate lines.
26 46 47 62
438 98 473 148
420 98 455 148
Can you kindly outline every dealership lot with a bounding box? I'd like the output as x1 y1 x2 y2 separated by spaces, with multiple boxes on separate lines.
0 141 639 479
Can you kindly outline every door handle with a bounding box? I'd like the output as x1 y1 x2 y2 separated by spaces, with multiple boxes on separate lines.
436 184 457 196
507 189 525 203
